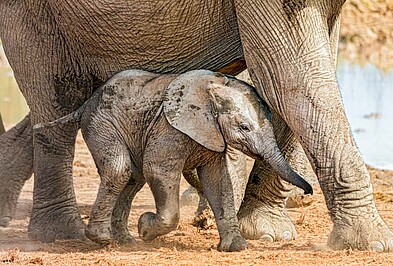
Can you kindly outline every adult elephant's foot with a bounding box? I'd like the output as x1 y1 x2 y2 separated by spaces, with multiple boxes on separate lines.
238 157 296 242
138 212 179 242
0 115 34 227
328 208 393 252
28 204 86 242
238 196 296 241
28 198 85 243
315 142 393 252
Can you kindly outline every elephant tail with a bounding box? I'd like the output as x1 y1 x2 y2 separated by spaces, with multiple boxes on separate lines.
33 107 84 131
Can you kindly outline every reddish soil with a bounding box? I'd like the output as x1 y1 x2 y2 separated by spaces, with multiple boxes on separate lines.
1 130 393 265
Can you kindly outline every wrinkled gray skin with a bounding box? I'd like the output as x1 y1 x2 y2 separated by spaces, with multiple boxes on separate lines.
1 0 392 251
36 70 312 251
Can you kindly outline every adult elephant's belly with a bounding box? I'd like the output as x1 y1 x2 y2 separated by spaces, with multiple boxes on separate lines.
49 0 245 75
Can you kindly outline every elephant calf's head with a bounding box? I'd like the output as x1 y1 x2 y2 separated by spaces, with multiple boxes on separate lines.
163 70 312 195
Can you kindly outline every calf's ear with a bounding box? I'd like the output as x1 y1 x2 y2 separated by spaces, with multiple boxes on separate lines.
163 70 226 152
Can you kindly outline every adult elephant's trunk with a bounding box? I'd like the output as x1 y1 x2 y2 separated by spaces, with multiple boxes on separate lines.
235 0 393 251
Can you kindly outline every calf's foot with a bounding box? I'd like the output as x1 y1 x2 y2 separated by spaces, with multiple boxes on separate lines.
85 222 112 245
217 233 248 252
138 212 179 242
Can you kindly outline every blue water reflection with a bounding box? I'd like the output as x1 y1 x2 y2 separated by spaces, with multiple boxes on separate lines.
338 60 393 170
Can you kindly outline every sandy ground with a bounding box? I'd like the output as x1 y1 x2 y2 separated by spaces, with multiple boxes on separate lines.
1 132 393 265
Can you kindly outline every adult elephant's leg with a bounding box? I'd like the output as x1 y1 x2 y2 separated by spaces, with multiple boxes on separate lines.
235 70 311 241
29 120 84 242
0 115 33 227
1 3 95 242
235 1 393 251
238 113 312 241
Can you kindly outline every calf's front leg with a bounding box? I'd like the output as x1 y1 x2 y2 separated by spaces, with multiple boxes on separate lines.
139 129 190 242
198 154 248 252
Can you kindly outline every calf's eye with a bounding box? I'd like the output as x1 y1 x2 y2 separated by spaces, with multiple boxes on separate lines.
239 122 251 132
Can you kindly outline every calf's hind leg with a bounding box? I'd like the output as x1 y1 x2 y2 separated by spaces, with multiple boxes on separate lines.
83 126 132 244
111 176 146 244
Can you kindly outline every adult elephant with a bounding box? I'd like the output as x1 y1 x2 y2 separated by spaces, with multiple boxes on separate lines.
0 0 392 251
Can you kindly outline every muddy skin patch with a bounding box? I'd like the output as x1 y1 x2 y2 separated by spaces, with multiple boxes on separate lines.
103 85 116 96
53 73 103 112
215 97 236 114
178 87 184 97
100 85 118 110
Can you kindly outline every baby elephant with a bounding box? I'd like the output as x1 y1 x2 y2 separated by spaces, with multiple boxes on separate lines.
35 69 312 252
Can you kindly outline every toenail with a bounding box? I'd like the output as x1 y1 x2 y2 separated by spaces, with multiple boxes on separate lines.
282 231 292 241
370 241 384 252
260 234 274 242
